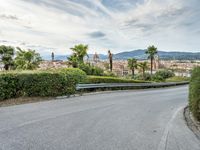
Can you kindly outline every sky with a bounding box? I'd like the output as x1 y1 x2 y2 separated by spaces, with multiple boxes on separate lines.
0 0 200 55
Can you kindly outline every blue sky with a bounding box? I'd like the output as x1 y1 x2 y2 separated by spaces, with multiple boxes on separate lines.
0 0 199 55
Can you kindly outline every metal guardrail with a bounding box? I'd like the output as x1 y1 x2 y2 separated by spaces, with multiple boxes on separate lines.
76 82 189 90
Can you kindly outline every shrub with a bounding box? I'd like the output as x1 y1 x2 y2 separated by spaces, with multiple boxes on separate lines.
59 68 87 83
18 72 72 97
83 76 149 84
189 67 200 121
134 73 151 81
0 68 86 101
103 71 116 77
78 63 104 76
0 73 19 100
151 74 165 82
154 69 175 79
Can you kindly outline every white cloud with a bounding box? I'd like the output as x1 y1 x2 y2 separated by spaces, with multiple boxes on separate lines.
0 0 199 55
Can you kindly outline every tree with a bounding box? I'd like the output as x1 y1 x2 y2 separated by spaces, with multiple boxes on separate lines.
0 45 15 70
138 61 148 79
68 54 79 68
128 58 137 77
70 44 89 63
108 50 113 72
145 45 158 75
15 48 42 70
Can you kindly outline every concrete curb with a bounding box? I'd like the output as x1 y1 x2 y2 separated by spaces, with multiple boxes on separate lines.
184 106 200 140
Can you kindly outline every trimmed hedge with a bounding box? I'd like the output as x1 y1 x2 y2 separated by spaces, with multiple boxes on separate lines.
189 67 200 121
0 68 86 101
82 76 149 84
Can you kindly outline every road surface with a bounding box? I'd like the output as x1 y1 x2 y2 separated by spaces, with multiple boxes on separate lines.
0 85 199 150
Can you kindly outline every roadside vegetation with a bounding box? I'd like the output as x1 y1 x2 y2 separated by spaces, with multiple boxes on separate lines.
82 76 149 84
0 68 86 101
166 76 190 82
0 45 42 70
189 67 200 121
0 44 190 104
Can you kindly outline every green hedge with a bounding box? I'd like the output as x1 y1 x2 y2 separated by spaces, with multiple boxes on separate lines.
189 67 200 121
0 68 86 101
82 76 149 84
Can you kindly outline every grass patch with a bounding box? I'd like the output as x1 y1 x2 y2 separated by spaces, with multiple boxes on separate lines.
82 76 150 84
166 76 190 82
0 97 54 107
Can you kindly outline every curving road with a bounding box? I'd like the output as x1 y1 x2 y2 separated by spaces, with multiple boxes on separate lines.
0 85 199 150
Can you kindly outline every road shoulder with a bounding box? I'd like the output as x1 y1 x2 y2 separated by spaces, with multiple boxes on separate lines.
184 106 200 140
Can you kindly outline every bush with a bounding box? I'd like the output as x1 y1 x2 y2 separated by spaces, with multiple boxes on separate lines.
83 76 149 84
18 72 72 97
189 67 200 121
154 69 175 79
0 73 19 100
59 68 87 83
151 74 165 82
103 71 116 77
78 63 104 76
0 68 86 101
134 73 151 81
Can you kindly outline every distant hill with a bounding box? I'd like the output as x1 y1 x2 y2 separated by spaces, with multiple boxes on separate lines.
114 49 146 60
42 50 200 61
114 50 200 60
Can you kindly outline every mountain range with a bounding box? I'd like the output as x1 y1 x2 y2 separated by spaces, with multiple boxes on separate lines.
42 49 200 61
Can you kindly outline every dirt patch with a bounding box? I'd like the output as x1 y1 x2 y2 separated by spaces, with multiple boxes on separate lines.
184 106 200 140
0 97 55 107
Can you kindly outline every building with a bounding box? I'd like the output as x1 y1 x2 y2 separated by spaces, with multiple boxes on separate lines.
39 61 68 70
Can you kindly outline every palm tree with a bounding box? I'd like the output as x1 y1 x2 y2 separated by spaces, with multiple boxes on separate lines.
15 47 42 70
0 45 15 70
68 54 78 68
145 45 158 75
128 58 137 77
70 44 89 63
138 61 148 79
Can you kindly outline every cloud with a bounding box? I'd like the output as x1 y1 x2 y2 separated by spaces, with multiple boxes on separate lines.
0 14 19 20
0 0 199 54
88 31 106 38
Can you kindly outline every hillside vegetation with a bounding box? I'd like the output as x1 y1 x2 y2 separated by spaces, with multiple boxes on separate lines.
189 67 200 121
0 68 86 100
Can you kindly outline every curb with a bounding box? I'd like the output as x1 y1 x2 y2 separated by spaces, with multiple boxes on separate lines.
184 106 200 140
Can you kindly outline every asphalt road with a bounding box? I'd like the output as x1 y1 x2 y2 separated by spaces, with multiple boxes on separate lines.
0 85 199 150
